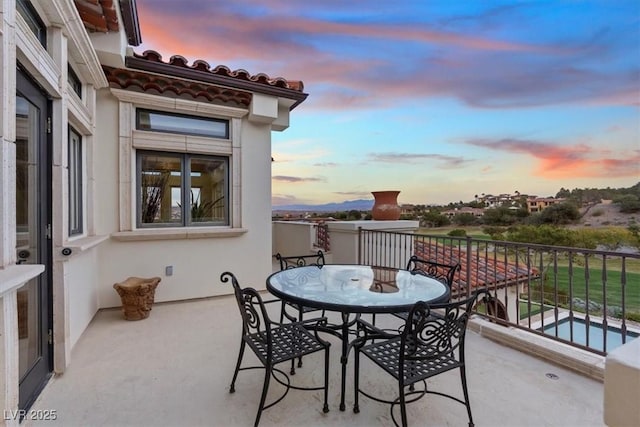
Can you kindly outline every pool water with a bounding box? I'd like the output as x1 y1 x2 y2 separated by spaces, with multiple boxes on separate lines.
542 317 639 352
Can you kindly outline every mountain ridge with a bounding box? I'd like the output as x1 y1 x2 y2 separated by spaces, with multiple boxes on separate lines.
272 199 374 212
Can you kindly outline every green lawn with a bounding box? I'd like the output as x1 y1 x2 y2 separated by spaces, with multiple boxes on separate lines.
544 266 640 313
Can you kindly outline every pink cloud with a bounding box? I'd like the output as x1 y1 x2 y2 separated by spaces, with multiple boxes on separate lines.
465 138 640 178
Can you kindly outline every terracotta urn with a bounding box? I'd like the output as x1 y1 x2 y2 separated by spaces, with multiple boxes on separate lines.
371 190 401 220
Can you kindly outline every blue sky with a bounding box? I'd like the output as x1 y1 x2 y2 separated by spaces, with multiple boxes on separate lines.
136 0 640 205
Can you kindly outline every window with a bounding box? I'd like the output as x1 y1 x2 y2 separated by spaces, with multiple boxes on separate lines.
68 127 83 235
137 151 228 227
68 65 81 97
136 109 228 139
16 0 46 48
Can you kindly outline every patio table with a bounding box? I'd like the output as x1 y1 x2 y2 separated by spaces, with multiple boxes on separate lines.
266 264 449 411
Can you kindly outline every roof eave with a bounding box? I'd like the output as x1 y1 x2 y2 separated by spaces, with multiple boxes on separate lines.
125 55 308 110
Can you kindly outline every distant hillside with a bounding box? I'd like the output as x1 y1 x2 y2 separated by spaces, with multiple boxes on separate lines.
273 199 374 212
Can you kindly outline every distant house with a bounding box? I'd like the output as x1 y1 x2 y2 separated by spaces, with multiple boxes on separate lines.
442 207 485 218
476 193 526 208
1 0 306 413
527 197 565 213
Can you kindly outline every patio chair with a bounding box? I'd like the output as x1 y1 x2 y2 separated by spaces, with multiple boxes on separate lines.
353 288 488 427
369 256 460 330
275 250 326 370
275 250 326 324
221 272 330 427
392 256 461 322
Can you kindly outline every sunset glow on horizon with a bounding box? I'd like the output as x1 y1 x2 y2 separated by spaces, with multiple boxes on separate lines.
136 0 639 206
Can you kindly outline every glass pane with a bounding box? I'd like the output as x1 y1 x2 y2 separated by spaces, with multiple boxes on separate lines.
188 157 227 224
68 128 83 235
15 94 42 379
137 109 228 139
16 0 46 48
139 153 182 225
68 65 82 97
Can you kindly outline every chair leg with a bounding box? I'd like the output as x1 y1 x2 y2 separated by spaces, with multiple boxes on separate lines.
279 301 286 324
353 347 360 413
297 307 304 368
254 365 272 427
322 346 330 413
230 340 246 393
399 382 408 427
460 365 474 427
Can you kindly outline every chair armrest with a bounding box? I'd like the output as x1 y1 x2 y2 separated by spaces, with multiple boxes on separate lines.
356 317 401 340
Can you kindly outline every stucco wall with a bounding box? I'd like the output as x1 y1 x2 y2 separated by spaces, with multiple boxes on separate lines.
65 249 100 348
272 221 317 256
89 91 273 309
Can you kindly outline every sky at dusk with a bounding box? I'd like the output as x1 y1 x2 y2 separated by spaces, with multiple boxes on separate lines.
135 0 640 206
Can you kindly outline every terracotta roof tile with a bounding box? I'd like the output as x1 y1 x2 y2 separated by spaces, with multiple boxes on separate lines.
74 0 119 33
413 241 539 295
133 50 304 93
103 66 252 108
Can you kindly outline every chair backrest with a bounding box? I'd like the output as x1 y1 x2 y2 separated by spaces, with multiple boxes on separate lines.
275 250 325 271
220 271 272 343
400 289 488 369
406 255 460 287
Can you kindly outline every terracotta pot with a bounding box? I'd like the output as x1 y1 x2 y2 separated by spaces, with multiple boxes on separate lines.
371 191 401 220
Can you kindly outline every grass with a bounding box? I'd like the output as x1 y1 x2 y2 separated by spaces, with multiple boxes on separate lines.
544 266 640 312
519 301 553 320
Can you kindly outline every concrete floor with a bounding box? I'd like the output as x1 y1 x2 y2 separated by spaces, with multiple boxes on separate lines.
28 295 604 427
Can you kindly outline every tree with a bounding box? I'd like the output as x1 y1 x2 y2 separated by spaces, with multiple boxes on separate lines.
613 194 640 213
539 202 580 225
421 211 450 227
347 210 362 220
482 206 519 226
482 226 507 240
452 213 477 226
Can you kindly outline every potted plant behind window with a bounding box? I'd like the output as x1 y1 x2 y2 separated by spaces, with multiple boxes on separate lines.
140 170 170 223
189 191 224 222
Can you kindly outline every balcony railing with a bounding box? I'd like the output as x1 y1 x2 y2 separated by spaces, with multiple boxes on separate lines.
357 228 640 356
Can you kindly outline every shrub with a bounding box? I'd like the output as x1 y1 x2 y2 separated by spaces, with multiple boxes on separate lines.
447 229 467 237
591 209 604 217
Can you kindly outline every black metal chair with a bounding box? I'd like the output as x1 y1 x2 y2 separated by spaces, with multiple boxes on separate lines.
353 289 488 427
275 250 326 325
221 271 330 427
275 251 327 371
392 256 461 322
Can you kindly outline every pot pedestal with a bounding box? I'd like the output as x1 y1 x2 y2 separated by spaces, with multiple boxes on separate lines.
114 276 161 320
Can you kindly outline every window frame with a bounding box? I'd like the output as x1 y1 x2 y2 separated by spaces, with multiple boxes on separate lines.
68 126 83 236
16 0 47 48
136 150 230 229
136 108 229 139
68 64 82 98
111 90 248 237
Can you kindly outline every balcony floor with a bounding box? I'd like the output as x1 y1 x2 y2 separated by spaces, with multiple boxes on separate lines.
29 295 604 427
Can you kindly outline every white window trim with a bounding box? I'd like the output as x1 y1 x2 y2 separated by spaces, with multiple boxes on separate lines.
110 89 248 239
67 126 83 236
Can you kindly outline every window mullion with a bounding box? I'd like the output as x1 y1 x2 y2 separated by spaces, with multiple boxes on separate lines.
183 155 190 227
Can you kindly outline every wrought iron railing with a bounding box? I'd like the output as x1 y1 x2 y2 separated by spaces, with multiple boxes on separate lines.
357 228 640 355
315 222 330 252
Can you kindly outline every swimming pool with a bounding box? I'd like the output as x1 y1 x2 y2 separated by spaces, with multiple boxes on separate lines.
541 317 639 352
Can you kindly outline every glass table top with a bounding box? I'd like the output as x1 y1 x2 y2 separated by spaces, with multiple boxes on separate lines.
266 264 450 313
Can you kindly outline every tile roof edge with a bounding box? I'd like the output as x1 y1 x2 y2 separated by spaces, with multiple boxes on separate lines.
128 50 308 109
